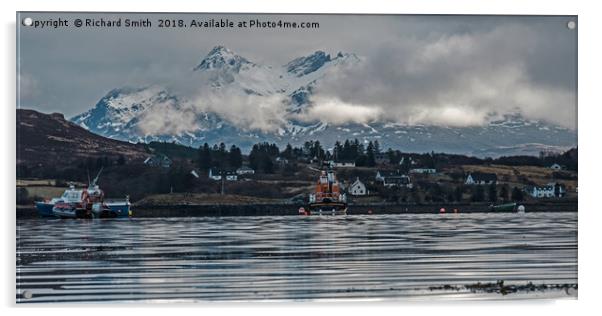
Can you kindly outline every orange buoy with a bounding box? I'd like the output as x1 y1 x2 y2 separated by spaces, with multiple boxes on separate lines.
440 207 446 213
453 208 458 213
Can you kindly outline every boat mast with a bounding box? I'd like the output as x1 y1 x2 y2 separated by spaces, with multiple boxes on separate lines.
91 166 104 187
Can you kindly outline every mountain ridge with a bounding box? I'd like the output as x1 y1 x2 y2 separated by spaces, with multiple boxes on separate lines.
70 45 577 157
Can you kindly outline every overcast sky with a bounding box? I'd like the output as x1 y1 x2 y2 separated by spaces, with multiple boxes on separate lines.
17 13 577 129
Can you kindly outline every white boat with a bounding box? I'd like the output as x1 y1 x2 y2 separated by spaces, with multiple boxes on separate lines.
35 168 131 218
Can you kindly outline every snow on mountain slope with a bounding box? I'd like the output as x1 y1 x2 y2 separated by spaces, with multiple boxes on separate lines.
192 45 285 95
72 86 176 138
70 45 576 157
281 51 360 105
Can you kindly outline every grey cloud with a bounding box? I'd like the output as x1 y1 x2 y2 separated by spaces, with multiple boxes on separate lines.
309 22 576 128
17 13 576 129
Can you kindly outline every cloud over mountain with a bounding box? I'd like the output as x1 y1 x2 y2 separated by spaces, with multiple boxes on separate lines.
310 24 576 128
20 14 576 132
68 44 576 157
19 14 576 156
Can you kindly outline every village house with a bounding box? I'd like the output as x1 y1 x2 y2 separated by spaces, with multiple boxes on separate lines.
224 172 238 181
409 168 437 174
465 172 497 185
275 157 289 165
329 160 356 168
309 156 321 164
143 154 172 168
398 156 418 167
375 170 413 188
525 183 566 198
208 168 238 181
349 177 367 196
236 166 255 175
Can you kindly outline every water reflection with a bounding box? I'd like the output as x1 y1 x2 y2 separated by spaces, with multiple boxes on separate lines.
16 213 577 303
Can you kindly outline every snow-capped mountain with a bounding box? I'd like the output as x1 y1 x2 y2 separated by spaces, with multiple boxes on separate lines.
192 45 285 95
71 45 576 157
73 86 175 138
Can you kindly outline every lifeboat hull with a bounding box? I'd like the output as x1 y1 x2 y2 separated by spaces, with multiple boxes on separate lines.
307 202 348 215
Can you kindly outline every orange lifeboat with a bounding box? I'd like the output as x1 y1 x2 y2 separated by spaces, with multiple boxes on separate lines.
307 170 348 215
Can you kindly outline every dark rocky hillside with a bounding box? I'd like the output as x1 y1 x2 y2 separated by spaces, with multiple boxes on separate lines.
17 109 149 167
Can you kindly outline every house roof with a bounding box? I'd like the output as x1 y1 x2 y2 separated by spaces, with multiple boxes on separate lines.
351 178 364 186
526 183 564 191
209 168 236 174
384 176 410 184
144 154 172 164
468 172 497 182
377 170 405 177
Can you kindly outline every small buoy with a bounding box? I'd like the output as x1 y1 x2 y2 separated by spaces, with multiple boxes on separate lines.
368 209 372 214
453 208 458 213
298 207 308 216
440 207 446 213
517 205 525 213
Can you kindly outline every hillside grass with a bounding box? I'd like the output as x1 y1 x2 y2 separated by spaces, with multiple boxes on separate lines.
21 186 65 200
458 164 577 191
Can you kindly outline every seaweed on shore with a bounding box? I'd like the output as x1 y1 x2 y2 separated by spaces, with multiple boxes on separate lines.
429 280 577 295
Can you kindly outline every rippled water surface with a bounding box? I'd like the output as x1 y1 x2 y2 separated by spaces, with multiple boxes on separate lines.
16 213 577 303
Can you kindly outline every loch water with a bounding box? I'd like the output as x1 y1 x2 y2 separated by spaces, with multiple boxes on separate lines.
16 212 577 303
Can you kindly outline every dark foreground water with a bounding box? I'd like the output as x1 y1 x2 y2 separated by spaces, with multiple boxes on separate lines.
16 212 577 303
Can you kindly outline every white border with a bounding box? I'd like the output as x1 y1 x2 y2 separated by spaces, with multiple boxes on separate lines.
3 0 600 315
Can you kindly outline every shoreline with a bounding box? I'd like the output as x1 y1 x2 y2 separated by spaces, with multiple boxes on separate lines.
16 201 577 218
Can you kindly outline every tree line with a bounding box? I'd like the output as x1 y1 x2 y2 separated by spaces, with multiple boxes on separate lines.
197 143 243 171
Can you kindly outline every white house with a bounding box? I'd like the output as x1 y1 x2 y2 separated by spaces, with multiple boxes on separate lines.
208 168 221 180
208 169 238 181
236 166 255 175
349 178 367 196
525 183 565 198
144 154 172 168
275 157 289 165
224 172 238 181
383 175 412 188
409 168 437 174
465 172 497 185
330 160 356 168
375 170 412 188
549 163 564 170
375 170 387 182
